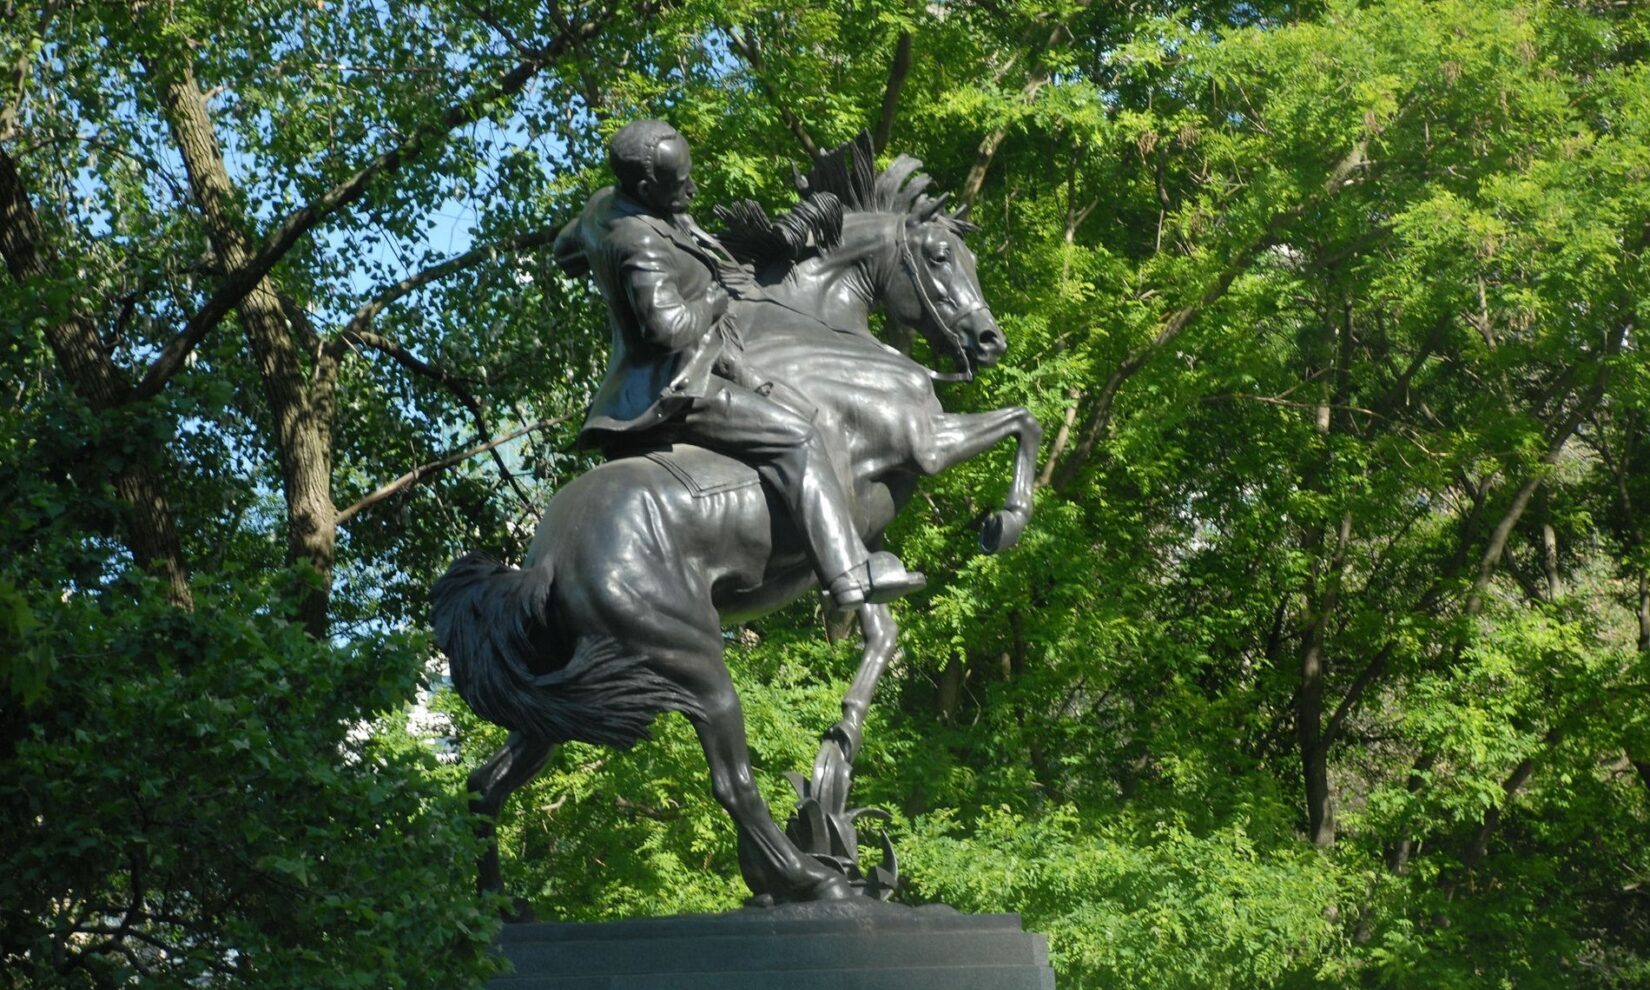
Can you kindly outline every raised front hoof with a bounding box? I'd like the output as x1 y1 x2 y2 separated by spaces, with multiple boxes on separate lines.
980 507 1029 554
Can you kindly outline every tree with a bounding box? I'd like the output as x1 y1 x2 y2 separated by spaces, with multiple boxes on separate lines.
6 1 1649 987
2 1 664 984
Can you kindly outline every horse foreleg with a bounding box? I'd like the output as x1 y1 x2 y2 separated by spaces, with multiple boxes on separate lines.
827 604 899 765
801 604 901 830
919 407 1042 553
468 731 557 920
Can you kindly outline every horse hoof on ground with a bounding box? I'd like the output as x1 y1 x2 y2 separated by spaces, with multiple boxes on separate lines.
980 507 1029 554
802 872 856 902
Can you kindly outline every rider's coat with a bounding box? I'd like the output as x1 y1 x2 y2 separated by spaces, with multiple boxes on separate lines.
554 186 737 447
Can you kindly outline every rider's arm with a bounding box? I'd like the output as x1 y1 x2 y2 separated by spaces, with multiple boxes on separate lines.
552 216 589 278
622 234 726 352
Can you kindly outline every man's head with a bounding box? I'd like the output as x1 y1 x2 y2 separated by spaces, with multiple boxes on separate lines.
609 119 696 215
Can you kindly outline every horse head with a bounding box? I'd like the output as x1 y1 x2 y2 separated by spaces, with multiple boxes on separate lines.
786 133 1006 381
886 199 1005 379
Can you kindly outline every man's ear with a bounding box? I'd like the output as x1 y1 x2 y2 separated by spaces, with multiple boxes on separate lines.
633 178 654 204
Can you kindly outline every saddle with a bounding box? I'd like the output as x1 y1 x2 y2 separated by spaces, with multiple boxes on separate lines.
640 444 762 499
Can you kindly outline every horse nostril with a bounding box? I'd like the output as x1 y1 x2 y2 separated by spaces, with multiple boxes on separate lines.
979 327 1006 352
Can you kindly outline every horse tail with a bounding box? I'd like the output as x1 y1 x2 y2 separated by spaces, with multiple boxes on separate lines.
431 551 701 749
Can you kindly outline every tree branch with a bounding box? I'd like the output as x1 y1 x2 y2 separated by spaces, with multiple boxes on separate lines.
959 9 1092 206
130 14 610 402
340 226 561 340
726 26 819 158
0 0 60 143
0 145 193 606
334 416 569 525
961 72 1048 207
335 321 539 516
1322 642 1394 747
871 31 913 154
1035 387 1081 487
1322 324 1625 745
1462 321 1626 616
1050 137 1374 492
1460 726 1562 873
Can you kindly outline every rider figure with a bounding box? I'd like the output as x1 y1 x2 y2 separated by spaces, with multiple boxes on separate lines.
553 119 924 610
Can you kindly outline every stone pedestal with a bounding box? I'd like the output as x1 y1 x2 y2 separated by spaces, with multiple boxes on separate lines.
489 899 1056 989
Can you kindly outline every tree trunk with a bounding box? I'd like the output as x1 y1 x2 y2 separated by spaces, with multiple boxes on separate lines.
1296 304 1352 849
1461 754 1539 872
1637 570 1648 653
1384 752 1436 874
0 147 193 607
937 652 964 721
1298 512 1352 849
1540 520 1562 600
151 60 336 636
1635 573 1649 797
871 31 913 155
1297 625 1335 847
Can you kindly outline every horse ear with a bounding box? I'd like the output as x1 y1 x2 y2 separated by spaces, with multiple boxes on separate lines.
792 162 810 195
947 201 980 234
918 191 951 221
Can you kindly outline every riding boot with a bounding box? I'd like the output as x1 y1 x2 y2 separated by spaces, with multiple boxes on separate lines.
825 551 927 610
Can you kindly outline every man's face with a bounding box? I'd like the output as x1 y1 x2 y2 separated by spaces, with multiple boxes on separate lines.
637 135 696 215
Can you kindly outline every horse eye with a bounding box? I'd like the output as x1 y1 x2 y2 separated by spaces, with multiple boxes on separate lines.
928 246 950 264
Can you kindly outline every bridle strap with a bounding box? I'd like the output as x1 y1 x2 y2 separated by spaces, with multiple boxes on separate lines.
896 221 976 383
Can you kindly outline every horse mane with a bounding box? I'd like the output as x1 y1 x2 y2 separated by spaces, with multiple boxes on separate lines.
714 192 843 264
804 131 977 233
713 131 975 267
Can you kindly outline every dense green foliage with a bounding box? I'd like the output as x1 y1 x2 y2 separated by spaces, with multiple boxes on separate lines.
5 1 1649 987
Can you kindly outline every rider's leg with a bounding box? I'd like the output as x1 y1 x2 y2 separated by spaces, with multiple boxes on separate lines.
672 378 923 606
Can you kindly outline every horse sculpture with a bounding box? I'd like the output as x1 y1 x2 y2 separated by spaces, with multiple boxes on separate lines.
433 134 1041 909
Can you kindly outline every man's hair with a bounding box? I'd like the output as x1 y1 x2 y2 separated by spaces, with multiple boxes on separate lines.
609 120 682 194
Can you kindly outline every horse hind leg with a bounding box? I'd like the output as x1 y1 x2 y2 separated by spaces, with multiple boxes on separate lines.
683 658 855 904
603 585 854 905
468 731 557 921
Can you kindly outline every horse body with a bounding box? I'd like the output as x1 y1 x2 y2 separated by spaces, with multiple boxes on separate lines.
435 142 1040 908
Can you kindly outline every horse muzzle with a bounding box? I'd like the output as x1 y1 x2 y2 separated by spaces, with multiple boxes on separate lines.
965 311 1007 367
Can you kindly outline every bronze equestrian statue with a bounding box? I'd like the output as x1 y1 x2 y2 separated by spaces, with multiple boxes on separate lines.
433 124 1041 909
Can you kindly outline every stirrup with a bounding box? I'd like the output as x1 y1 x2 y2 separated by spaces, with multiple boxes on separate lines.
827 552 926 609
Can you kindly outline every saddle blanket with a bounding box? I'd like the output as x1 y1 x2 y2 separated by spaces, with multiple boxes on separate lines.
642 444 762 498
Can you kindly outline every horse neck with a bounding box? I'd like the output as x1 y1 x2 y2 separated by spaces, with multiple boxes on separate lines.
770 212 899 333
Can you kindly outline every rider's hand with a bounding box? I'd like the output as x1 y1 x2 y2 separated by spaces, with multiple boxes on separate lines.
703 283 729 321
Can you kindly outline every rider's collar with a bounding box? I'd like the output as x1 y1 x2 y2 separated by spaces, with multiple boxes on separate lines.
612 188 663 220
